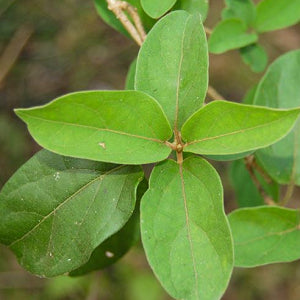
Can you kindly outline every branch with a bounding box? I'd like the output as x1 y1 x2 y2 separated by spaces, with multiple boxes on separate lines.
207 85 225 100
204 26 212 35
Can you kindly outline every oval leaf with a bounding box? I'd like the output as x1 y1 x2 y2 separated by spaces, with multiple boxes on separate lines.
254 50 300 185
182 100 300 156
15 91 172 165
208 19 258 54
173 0 209 21
141 157 233 300
228 206 300 267
136 11 208 130
255 0 300 32
141 0 177 18
0 150 143 277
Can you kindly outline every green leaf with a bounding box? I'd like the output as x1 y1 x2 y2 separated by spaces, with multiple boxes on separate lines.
0 150 143 277
141 157 233 300
228 206 300 267
208 19 258 54
94 0 155 36
204 151 254 162
182 100 300 156
125 59 137 90
173 0 209 21
242 84 258 105
70 178 148 276
222 0 256 26
253 50 300 185
136 11 208 130
15 91 172 165
240 43 268 73
255 0 300 33
141 0 177 18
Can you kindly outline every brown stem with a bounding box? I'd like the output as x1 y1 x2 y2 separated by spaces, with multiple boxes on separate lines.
204 26 213 35
207 85 225 100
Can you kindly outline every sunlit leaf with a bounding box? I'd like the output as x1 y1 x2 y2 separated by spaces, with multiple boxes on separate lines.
141 0 177 18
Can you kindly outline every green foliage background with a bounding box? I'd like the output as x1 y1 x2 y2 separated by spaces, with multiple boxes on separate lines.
0 0 299 299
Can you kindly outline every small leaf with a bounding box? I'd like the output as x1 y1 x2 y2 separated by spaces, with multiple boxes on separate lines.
0 150 143 277
125 59 137 90
94 0 155 36
173 0 209 21
254 50 300 185
255 0 300 33
228 206 300 267
182 100 300 156
15 91 172 165
240 43 268 73
208 19 258 54
141 157 233 300
141 0 177 18
136 11 208 130
222 0 256 26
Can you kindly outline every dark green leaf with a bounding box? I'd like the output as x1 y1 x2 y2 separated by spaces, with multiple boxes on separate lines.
141 157 233 300
242 85 258 105
254 50 300 185
173 0 209 21
228 206 300 267
208 19 258 54
204 151 254 162
255 0 300 32
136 11 208 130
0 150 143 277
141 0 177 18
240 43 268 73
15 91 172 165
125 59 137 90
182 100 300 156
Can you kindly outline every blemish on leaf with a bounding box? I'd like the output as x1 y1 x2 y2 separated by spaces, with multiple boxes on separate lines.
98 142 106 149
53 172 60 181
105 251 114 258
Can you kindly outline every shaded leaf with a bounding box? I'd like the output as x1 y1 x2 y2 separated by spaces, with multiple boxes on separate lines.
141 157 233 300
182 100 300 156
141 0 177 18
242 85 258 105
255 0 300 32
125 59 137 90
254 50 300 185
0 150 143 277
208 19 258 54
15 91 172 165
240 43 268 73
228 206 300 267
173 0 209 21
136 11 208 130
204 151 254 162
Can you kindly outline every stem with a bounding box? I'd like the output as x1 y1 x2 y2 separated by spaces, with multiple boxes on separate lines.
281 182 295 206
207 85 225 100
204 26 212 35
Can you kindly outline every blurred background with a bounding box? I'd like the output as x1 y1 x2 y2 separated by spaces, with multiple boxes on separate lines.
0 0 299 299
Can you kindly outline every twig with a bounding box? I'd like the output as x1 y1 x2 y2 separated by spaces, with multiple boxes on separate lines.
281 182 295 206
106 0 145 46
0 25 34 87
204 26 212 35
207 85 225 100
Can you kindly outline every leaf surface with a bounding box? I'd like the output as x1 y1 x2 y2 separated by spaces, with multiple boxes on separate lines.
255 0 300 32
141 0 177 18
182 100 300 156
125 59 137 90
208 19 258 54
254 50 300 185
173 0 209 21
141 157 233 300
0 150 143 277
136 11 208 130
15 91 172 165
228 206 300 267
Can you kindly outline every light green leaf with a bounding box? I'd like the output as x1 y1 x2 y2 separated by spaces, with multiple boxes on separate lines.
0 150 143 277
141 157 233 300
136 11 208 130
125 59 137 90
228 206 300 267
182 100 300 156
204 151 254 162
94 0 155 36
208 19 258 54
240 43 268 73
173 0 209 21
242 84 258 105
255 0 300 33
254 50 300 185
222 0 256 26
15 91 172 165
141 0 177 18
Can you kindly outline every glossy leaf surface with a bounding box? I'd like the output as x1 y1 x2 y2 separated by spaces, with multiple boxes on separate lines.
0 150 143 277
15 91 172 165
208 19 258 54
173 0 209 20
229 206 300 267
182 100 300 156
141 157 233 300
141 0 176 18
136 11 208 130
240 44 268 73
255 0 300 32
254 50 300 185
